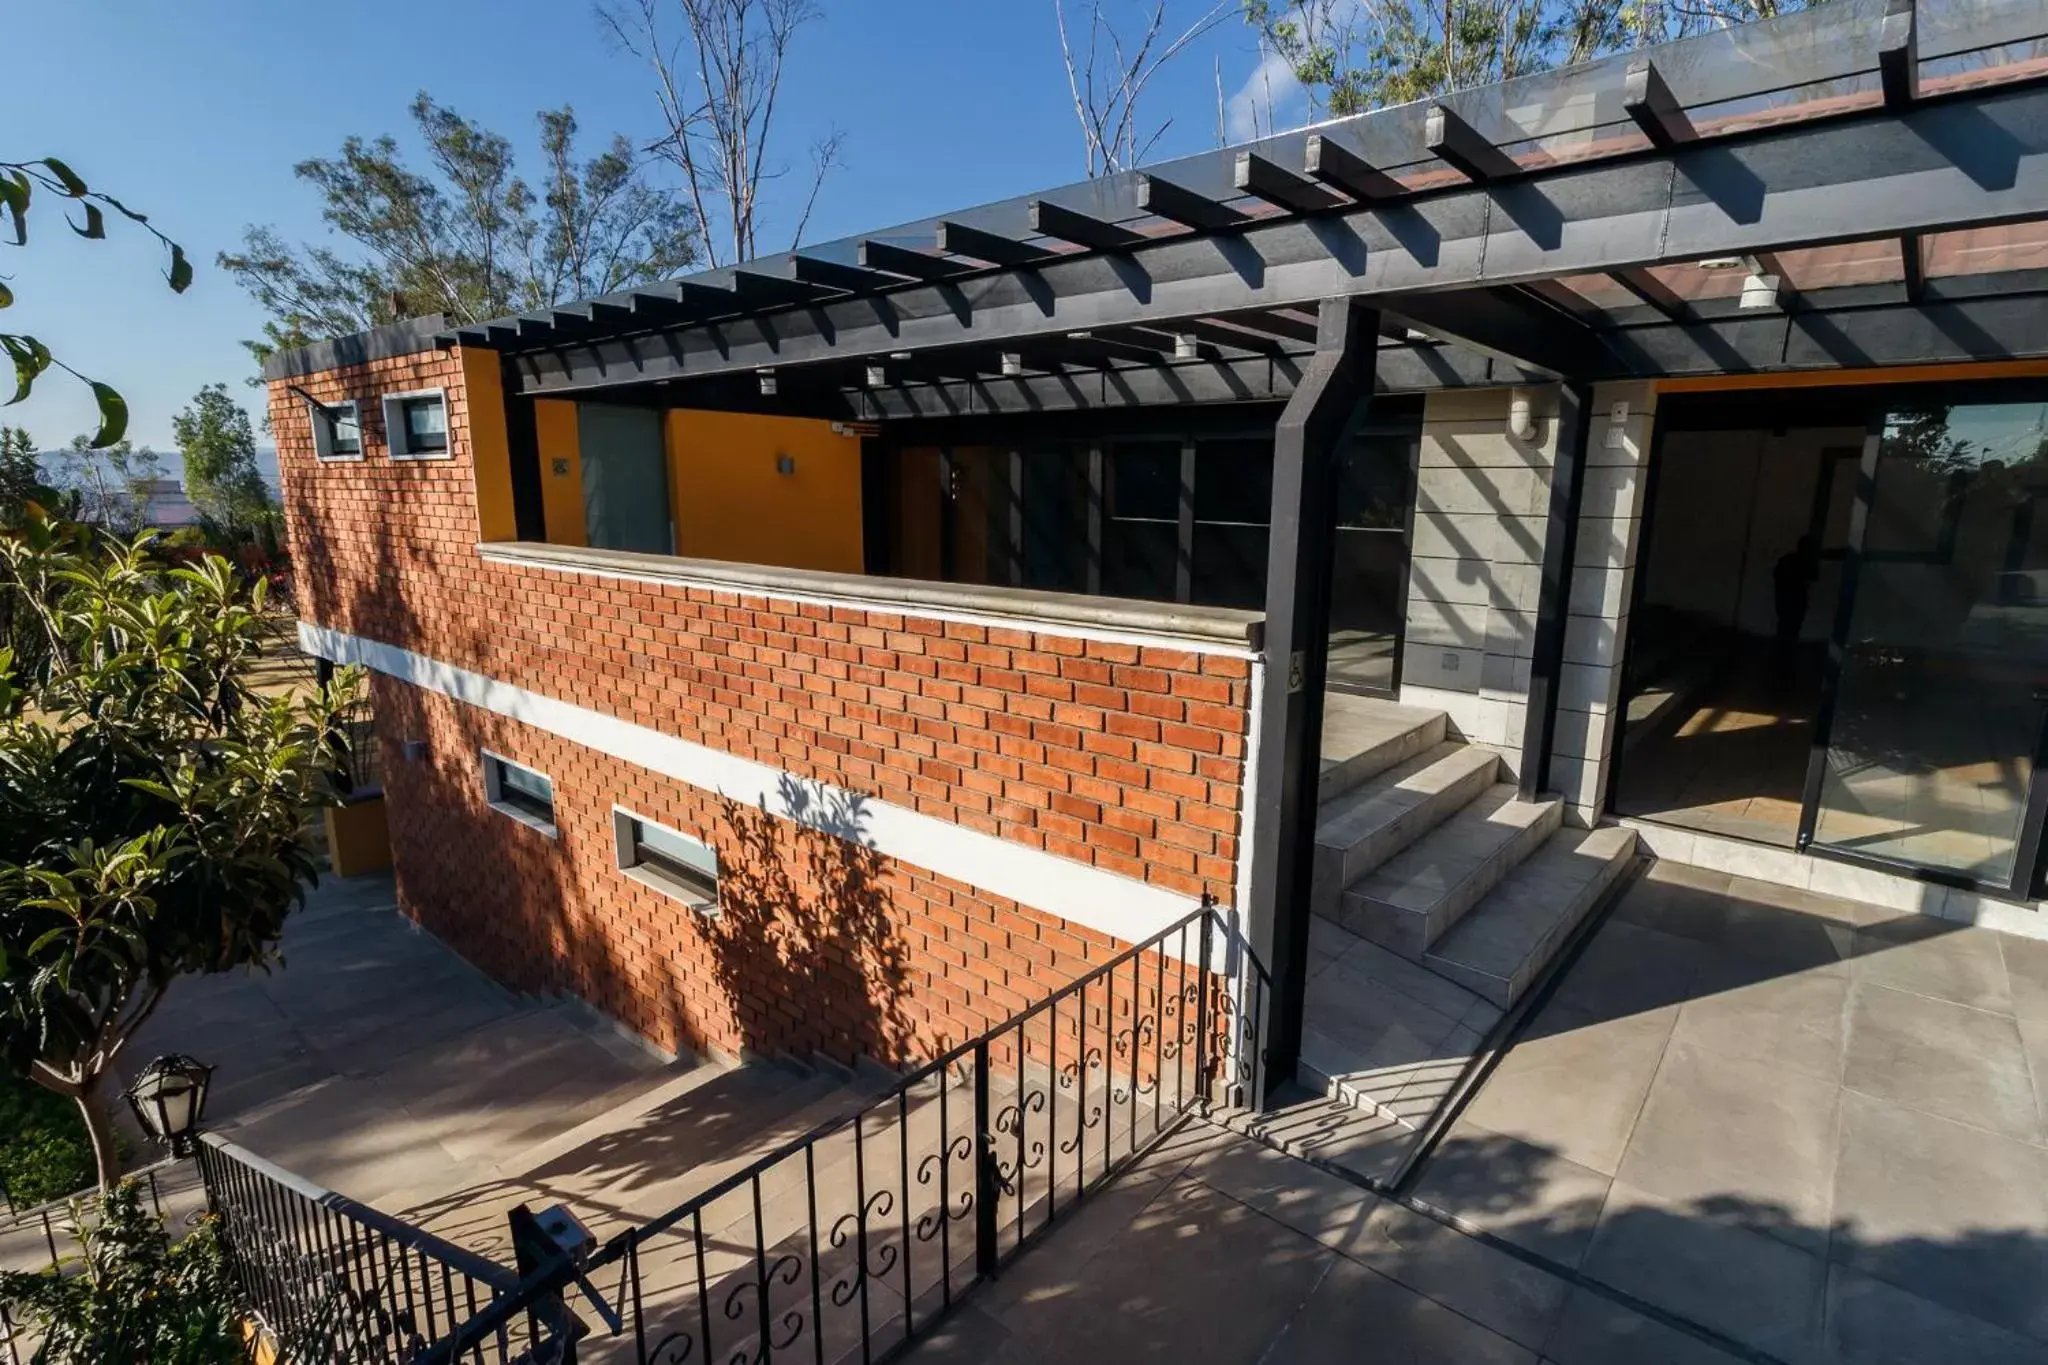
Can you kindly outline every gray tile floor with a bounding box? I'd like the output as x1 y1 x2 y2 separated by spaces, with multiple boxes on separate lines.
909 864 2048 1364
1414 862 2048 1363
121 871 688 1211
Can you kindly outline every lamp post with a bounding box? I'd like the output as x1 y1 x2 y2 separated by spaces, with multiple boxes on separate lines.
124 1054 214 1158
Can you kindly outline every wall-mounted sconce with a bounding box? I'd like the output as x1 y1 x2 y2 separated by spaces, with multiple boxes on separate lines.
1507 388 1537 441
776 454 797 476
757 368 777 396
551 458 570 476
1000 353 1024 377
1173 333 1199 361
865 363 887 387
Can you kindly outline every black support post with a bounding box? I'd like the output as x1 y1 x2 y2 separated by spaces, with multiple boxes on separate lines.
1520 383 1594 800
501 369 546 542
1244 298 1380 1102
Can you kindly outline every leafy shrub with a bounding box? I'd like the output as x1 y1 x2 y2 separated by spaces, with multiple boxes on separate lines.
0 1177 246 1364
0 1070 95 1208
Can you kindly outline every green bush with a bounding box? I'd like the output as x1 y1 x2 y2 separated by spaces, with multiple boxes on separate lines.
0 1071 95 1208
0 1177 246 1364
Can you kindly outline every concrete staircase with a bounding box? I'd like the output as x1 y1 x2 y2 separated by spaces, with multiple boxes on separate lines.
1298 696 1637 1151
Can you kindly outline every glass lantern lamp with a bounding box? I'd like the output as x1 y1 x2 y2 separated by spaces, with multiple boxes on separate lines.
124 1054 214 1157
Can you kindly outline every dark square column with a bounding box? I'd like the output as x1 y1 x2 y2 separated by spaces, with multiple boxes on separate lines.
1242 298 1380 1102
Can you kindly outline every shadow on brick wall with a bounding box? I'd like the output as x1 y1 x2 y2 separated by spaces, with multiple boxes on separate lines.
707 777 914 1067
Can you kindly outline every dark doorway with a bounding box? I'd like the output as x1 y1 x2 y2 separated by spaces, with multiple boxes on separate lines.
1614 390 1870 848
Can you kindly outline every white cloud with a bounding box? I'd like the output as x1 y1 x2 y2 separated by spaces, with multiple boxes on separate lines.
1226 42 1305 143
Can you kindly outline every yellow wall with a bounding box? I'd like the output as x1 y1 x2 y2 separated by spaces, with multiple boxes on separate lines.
461 349 518 542
535 399 585 547
663 410 865 573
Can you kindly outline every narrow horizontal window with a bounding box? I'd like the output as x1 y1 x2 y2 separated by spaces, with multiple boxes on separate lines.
382 389 450 460
612 806 719 911
308 399 362 461
483 751 556 835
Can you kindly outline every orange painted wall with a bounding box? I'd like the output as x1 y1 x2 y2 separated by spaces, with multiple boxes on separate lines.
535 399 585 546
663 410 865 573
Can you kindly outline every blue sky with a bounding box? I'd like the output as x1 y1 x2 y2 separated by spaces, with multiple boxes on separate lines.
6 1 1294 452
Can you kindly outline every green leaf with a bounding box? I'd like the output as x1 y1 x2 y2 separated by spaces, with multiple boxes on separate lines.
0 279 11 309
0 170 29 246
87 382 128 448
3 335 52 404
36 156 87 197
70 203 105 240
166 243 192 294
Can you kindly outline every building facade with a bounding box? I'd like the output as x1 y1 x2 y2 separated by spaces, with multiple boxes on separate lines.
268 0 2048 1098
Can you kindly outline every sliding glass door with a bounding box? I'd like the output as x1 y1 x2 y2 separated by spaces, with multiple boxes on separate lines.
1802 392 2048 894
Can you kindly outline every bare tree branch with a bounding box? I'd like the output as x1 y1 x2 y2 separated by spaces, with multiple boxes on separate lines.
1054 0 1233 178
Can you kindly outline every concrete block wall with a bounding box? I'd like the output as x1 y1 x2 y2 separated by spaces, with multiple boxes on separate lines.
1398 386 1563 773
1398 380 1656 825
1551 380 1658 824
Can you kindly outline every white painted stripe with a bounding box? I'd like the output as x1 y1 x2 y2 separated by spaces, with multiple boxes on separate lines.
303 621 1254 960
475 546 1261 659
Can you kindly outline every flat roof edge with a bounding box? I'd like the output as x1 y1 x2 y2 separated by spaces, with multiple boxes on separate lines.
261 315 452 381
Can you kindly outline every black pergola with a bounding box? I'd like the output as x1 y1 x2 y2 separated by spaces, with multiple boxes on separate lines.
444 0 2048 423
440 0 2048 1101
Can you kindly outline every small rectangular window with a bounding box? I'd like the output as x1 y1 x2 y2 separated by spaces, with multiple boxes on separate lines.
612 807 719 911
483 751 556 834
382 389 450 460
309 400 362 461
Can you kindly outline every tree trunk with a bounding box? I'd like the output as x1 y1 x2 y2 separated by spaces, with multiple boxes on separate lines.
74 1081 122 1191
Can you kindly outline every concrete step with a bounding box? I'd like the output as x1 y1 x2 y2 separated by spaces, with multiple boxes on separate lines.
1313 742 1501 914
1336 785 1563 958
1317 697 1447 803
1425 825 1640 1009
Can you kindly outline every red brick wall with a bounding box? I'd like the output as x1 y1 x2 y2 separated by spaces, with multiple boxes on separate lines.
375 674 1182 1065
275 351 1254 1059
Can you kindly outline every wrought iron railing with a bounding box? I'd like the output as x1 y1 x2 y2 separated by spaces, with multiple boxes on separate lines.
196 1135 526 1364
419 898 1265 1365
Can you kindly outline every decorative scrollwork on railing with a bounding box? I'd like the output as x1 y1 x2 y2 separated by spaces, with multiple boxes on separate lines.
826 1189 898 1307
914 1135 976 1240
713 1252 804 1365
1054 1047 1106 1154
1110 1012 1162 1104
990 1089 1047 1190
213 1180 419 1360
646 1330 695 1364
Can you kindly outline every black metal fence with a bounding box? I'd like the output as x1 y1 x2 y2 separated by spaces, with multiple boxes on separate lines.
419 900 1265 1365
196 1135 523 1364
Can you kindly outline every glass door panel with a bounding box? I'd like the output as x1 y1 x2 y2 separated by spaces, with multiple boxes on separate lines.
1326 420 1418 697
1809 399 2048 885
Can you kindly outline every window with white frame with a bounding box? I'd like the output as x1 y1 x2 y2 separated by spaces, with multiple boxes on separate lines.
382 389 449 459
308 400 362 461
483 751 556 834
612 807 719 911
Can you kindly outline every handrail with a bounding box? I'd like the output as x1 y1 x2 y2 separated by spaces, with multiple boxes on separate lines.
418 897 1265 1365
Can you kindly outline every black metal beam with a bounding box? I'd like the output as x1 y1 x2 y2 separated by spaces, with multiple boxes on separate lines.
1138 175 1249 231
1901 233 1925 302
1223 309 1319 344
1302 133 1404 201
1425 104 1520 182
1879 0 1917 111
1173 318 1288 355
1235 151 1344 213
936 220 1055 267
1610 268 1691 320
1028 199 1145 252
674 281 740 314
1386 287 1611 377
859 238 976 281
623 289 696 325
1247 299 1381 1107
1623 58 1695 148
1521 383 1592 801
502 81 2048 391
732 269 833 307
791 255 902 292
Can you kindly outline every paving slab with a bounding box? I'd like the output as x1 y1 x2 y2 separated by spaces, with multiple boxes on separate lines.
1842 982 2039 1142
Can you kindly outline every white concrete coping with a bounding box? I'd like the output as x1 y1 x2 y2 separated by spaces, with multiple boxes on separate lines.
477 540 1266 654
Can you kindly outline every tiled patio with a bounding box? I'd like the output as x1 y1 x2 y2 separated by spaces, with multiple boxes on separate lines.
908 862 2048 1364
1414 861 2048 1362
